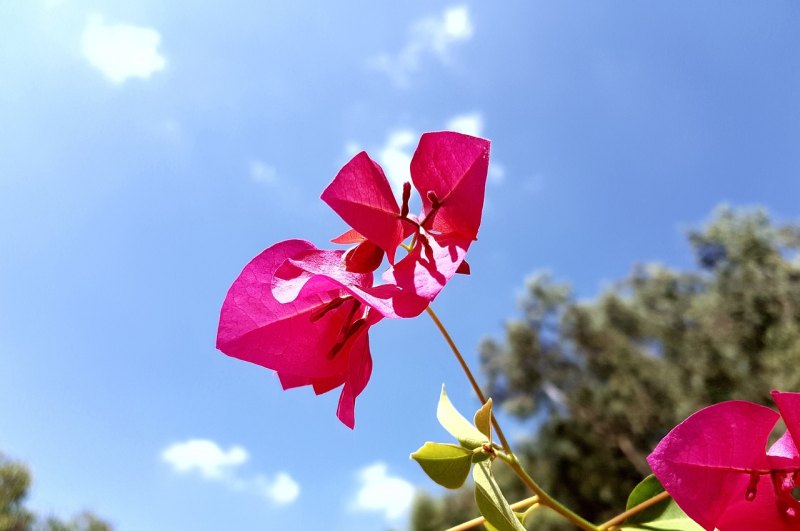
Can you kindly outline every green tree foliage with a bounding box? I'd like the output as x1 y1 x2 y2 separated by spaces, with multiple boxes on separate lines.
410 208 800 530
0 454 112 531
0 455 34 531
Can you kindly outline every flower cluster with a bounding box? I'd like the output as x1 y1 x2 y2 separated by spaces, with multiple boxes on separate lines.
648 391 800 530
216 132 490 428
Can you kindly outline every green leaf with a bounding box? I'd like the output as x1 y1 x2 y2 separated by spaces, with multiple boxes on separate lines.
474 398 493 439
472 462 527 531
471 450 491 463
410 442 473 489
437 385 489 450
621 475 703 530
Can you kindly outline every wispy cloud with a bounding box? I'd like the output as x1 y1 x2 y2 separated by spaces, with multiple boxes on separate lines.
81 14 166 85
254 472 301 505
350 462 415 521
488 163 506 185
162 439 248 479
377 129 416 190
161 439 300 505
249 160 279 186
446 112 483 137
351 111 506 191
370 5 474 87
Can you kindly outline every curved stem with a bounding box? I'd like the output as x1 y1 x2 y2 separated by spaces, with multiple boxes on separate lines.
425 305 598 531
597 491 670 530
424 306 512 453
496 453 598 531
445 496 539 531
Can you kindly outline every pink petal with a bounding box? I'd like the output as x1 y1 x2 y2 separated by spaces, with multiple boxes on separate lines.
647 400 779 531
335 310 380 429
278 372 344 395
217 240 375 427
274 247 430 319
410 132 490 241
455 259 471 275
772 391 800 454
321 151 404 262
271 247 372 304
331 228 366 245
217 240 354 379
343 240 385 273
767 431 800 469
382 231 469 306
715 482 796 531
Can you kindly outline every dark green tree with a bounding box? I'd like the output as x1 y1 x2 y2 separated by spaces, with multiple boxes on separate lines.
0 454 112 531
410 207 800 530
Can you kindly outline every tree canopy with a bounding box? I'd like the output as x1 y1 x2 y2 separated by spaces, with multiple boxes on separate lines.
410 207 800 530
0 454 112 531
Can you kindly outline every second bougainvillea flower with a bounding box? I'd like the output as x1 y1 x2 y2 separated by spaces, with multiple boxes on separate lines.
216 239 380 429
648 391 800 530
217 131 490 427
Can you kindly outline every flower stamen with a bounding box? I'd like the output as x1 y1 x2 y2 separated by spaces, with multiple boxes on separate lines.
310 296 351 322
745 472 760 501
400 181 411 219
420 190 442 229
326 300 366 359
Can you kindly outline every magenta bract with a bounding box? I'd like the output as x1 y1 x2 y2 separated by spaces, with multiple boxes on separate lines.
217 132 490 427
648 391 800 530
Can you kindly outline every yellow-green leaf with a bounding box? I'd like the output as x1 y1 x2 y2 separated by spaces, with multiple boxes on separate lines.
410 442 473 489
473 462 526 531
437 385 489 450
474 398 493 439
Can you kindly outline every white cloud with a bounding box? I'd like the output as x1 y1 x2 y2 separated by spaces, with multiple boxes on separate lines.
377 129 416 190
446 112 483 137
249 160 279 186
488 162 506 185
161 439 299 506
81 14 166 84
255 473 301 505
353 112 509 191
351 463 415 521
161 439 248 480
344 141 362 157
370 5 474 87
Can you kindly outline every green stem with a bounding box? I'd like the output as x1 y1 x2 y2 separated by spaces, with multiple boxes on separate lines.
424 306 512 452
445 496 539 531
596 491 671 530
425 305 598 531
496 452 598 531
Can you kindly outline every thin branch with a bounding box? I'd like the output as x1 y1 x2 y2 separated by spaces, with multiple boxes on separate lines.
597 491 671 530
444 496 539 531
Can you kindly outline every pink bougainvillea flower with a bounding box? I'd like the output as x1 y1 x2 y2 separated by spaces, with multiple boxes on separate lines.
216 239 381 428
217 131 490 427
648 391 800 531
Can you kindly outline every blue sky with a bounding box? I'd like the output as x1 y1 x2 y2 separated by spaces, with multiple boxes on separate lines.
1 1 799 530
